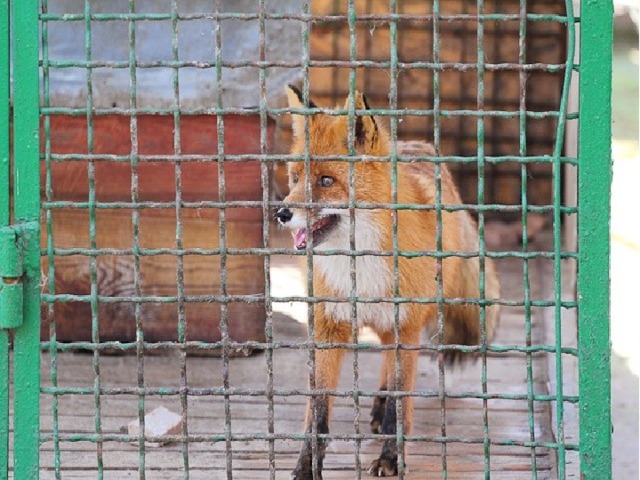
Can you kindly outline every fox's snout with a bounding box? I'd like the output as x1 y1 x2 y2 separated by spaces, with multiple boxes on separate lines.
275 208 293 225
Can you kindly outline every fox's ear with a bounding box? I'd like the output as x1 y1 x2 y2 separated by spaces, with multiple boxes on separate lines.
344 91 378 147
285 84 317 139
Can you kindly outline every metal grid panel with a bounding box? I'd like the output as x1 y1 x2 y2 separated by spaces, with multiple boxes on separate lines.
0 0 613 479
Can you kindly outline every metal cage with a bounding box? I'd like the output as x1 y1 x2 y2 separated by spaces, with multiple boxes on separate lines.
1 0 612 479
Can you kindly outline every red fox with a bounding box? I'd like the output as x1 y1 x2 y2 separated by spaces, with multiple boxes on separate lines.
275 85 501 478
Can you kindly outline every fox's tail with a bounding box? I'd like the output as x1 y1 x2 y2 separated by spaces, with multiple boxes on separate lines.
439 254 500 364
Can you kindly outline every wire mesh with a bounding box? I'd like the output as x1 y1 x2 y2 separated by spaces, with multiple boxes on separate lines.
23 0 606 479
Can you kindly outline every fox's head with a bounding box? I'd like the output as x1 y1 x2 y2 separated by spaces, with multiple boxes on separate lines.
275 85 392 250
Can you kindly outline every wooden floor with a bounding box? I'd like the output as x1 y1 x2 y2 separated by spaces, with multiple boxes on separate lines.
11 231 577 479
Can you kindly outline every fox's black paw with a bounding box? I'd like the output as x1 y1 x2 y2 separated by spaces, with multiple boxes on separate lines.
291 451 322 480
370 396 386 434
366 456 398 477
290 468 321 480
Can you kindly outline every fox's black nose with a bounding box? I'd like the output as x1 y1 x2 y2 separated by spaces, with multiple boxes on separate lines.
275 208 293 224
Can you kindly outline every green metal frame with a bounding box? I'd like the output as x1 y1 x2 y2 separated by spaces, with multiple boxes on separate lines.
578 1 613 478
0 1 9 476
0 1 41 480
1 0 613 479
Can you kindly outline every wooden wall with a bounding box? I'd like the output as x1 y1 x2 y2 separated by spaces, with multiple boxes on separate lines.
276 0 566 212
41 115 273 345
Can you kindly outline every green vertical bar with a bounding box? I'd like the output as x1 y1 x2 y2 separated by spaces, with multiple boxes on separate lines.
12 3 39 223
257 1 276 478
0 0 8 228
124 2 143 478
578 0 613 478
11 1 41 480
475 0 490 476
0 0 10 479
431 1 448 478
517 1 537 477
86 2 104 477
39 0 61 477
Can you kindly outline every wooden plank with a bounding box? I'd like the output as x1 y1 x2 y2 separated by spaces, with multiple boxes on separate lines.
36 469 554 480
41 210 266 345
34 452 552 473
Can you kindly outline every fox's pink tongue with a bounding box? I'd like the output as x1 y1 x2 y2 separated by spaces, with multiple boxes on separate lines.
293 229 308 250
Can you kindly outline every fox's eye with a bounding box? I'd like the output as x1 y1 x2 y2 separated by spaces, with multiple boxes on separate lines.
291 173 299 184
319 176 335 187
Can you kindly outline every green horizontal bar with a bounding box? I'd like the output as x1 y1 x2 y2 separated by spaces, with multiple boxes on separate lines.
40 292 577 310
44 246 578 260
282 107 574 118
37 432 579 451
40 105 575 119
42 152 580 166
38 385 579 404
40 12 575 23
40 339 579 357
41 200 579 215
43 58 566 73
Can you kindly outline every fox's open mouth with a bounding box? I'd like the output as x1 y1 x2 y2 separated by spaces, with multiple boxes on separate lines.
293 215 340 250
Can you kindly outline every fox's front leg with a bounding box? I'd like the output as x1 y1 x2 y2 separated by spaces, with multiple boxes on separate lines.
370 353 389 434
292 309 351 480
367 329 420 477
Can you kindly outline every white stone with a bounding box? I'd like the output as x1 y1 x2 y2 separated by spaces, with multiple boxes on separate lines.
127 406 183 447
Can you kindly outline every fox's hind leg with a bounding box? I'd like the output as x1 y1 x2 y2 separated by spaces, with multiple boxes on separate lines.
367 328 420 477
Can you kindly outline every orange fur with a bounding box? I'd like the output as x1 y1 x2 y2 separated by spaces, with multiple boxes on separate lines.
281 85 500 478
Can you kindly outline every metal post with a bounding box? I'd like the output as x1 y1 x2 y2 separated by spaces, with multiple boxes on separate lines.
0 0 10 478
11 1 41 479
578 0 613 478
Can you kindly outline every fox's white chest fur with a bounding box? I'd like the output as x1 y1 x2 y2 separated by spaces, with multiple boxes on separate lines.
314 212 408 331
